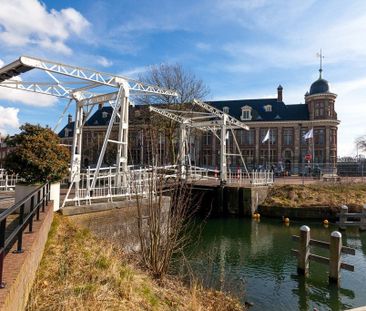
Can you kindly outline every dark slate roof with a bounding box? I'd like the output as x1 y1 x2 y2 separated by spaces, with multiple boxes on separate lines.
309 78 330 95
85 106 112 126
58 121 74 138
58 97 310 138
207 98 309 121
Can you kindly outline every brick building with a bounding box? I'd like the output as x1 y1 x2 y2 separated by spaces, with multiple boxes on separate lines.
59 69 339 174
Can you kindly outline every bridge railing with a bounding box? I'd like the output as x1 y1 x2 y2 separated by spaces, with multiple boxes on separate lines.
0 169 18 192
227 169 274 186
64 166 163 206
0 183 50 288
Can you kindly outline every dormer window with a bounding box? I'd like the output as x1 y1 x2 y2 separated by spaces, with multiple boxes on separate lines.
64 128 69 137
223 106 229 114
264 104 272 112
241 105 252 120
102 111 108 119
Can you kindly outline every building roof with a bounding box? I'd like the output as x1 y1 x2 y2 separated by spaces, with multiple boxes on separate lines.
58 97 310 138
58 121 74 138
207 98 309 121
309 78 330 95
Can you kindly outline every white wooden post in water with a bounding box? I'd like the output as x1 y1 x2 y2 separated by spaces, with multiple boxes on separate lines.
339 205 348 230
329 231 342 284
297 225 310 275
361 205 366 231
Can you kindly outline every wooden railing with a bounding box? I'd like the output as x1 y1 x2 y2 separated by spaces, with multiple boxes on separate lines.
291 225 355 284
337 205 366 230
0 183 50 288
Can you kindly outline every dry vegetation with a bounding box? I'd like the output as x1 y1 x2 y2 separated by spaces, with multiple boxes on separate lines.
26 214 244 311
262 183 366 211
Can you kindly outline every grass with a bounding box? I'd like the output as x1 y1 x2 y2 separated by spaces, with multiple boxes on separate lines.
26 214 244 311
262 183 366 210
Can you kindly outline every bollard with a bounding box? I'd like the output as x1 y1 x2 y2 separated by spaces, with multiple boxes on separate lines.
360 205 366 231
339 205 348 230
297 225 310 275
329 231 342 284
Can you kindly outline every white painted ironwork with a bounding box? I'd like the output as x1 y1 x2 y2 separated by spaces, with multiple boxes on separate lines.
0 169 18 191
149 102 251 182
0 56 178 206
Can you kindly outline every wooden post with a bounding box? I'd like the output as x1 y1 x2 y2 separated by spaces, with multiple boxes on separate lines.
360 204 366 231
339 205 348 230
329 231 342 284
297 225 310 275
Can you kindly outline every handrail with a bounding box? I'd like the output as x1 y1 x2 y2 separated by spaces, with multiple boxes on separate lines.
0 182 50 288
0 183 44 221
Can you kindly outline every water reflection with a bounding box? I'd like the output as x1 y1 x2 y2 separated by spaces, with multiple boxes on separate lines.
181 218 365 311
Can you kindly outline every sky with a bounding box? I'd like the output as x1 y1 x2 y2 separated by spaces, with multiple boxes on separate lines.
0 0 366 156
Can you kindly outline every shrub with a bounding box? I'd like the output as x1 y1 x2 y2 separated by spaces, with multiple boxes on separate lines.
4 123 70 184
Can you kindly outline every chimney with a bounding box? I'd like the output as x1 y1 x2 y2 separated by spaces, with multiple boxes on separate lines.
277 85 283 102
68 114 72 124
98 103 103 110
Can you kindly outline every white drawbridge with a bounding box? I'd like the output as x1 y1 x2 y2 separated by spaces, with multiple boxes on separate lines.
0 56 177 205
0 56 273 205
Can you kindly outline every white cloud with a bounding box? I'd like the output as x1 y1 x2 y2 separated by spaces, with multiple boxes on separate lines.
119 66 149 78
0 106 19 135
97 56 113 67
0 0 90 55
0 78 57 107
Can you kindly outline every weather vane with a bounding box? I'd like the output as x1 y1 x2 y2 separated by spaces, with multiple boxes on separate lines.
316 49 324 78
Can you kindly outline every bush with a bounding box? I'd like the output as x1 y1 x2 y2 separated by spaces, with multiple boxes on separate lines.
4 123 70 184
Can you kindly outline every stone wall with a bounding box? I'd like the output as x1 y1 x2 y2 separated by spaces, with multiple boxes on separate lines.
67 197 171 252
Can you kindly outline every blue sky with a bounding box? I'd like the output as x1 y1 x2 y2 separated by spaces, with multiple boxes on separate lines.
0 0 366 156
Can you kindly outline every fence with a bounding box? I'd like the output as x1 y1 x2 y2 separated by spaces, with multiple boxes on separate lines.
0 169 18 191
337 205 366 230
227 169 274 186
0 183 50 287
291 225 355 284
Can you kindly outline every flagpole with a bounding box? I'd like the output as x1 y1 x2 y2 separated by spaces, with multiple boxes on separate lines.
268 128 270 170
312 128 315 169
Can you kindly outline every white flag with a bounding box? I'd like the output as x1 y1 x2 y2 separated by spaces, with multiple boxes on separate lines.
262 129 270 143
226 131 229 140
303 128 313 140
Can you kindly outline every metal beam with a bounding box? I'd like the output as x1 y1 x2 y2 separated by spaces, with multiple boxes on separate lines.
1 56 177 96
193 99 250 131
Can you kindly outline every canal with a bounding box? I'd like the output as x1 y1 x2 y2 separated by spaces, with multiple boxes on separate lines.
181 218 366 311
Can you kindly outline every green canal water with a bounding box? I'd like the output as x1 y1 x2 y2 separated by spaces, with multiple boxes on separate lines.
181 218 366 311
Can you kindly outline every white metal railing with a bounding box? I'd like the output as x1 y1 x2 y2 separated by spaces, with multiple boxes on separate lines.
0 169 18 191
62 165 274 206
63 166 162 206
227 169 274 186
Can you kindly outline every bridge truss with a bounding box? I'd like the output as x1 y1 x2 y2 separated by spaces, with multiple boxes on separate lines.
149 102 251 181
0 56 177 205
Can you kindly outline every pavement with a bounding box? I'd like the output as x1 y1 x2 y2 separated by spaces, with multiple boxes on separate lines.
0 192 15 210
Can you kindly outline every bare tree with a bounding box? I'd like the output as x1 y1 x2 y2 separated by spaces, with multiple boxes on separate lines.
133 127 200 279
356 135 366 154
137 64 210 163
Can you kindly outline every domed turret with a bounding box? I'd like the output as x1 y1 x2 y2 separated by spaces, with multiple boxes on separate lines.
309 78 330 95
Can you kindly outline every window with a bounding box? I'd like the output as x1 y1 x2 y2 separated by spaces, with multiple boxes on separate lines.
330 128 337 145
264 104 272 112
283 128 293 145
315 128 325 145
203 132 211 145
315 102 325 118
241 106 252 120
223 106 229 113
102 111 108 119
239 129 255 145
315 150 324 163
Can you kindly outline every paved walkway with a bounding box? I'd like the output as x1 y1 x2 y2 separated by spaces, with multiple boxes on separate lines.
0 192 15 210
